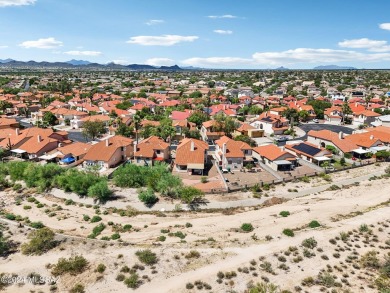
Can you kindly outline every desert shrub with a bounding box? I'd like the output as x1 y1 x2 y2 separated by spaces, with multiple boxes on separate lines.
185 222 193 228
319 173 332 182
51 255 89 276
158 235 166 242
299 176 310 183
279 211 290 217
327 184 340 191
138 188 158 206
88 223 105 239
247 282 280 292
308 220 321 228
5 213 16 220
135 249 157 265
185 250 200 259
83 215 90 221
283 229 294 237
200 176 208 183
124 273 140 289
359 224 370 233
90 216 102 223
96 263 106 273
174 231 186 239
241 223 254 232
260 261 274 273
21 228 56 255
111 233 120 240
116 274 125 281
360 251 380 269
69 284 85 293
302 237 317 249
30 222 45 229
317 272 335 287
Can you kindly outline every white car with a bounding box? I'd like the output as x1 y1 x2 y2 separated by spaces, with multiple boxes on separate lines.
312 119 319 123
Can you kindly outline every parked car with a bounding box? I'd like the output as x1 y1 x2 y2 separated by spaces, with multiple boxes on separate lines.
275 136 288 142
312 119 319 123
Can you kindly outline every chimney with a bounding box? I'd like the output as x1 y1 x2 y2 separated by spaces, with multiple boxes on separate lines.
222 143 227 155
15 128 20 135
338 131 344 140
105 139 109 147
190 140 195 151
133 141 137 154
370 135 374 140
37 135 42 143
355 102 358 107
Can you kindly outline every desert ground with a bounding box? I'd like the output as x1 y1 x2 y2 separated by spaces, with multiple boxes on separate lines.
0 163 389 292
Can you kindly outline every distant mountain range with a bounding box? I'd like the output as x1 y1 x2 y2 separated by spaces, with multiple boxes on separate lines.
0 59 361 70
0 59 183 70
313 65 357 70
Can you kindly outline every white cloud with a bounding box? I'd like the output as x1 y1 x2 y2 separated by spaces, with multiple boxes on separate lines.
213 29 233 35
379 23 390 31
126 35 198 46
338 38 390 52
182 48 390 68
208 14 237 19
0 45 8 49
182 57 252 67
64 50 102 56
0 0 35 7
252 48 390 65
146 58 175 66
146 19 164 26
19 37 63 49
112 59 130 65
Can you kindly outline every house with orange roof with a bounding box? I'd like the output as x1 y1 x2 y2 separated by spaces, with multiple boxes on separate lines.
172 119 197 141
307 129 384 157
83 136 134 169
175 138 209 175
233 122 264 138
0 117 19 129
352 110 381 126
324 106 343 123
214 136 252 171
133 136 170 166
307 130 357 155
71 114 110 129
252 144 297 171
200 120 225 142
285 142 332 165
250 112 289 135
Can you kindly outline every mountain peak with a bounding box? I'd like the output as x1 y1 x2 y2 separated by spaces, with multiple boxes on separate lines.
66 59 92 66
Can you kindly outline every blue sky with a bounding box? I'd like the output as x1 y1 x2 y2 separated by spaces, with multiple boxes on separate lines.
1 0 390 68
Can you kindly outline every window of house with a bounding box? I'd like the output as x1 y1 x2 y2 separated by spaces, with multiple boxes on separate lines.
228 160 232 164
156 150 161 154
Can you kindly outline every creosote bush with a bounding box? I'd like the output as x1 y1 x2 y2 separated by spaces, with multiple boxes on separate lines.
135 249 157 265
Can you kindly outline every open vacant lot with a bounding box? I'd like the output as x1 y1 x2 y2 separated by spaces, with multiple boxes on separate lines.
0 163 389 292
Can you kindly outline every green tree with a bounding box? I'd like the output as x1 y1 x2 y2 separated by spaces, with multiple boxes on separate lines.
88 181 112 203
298 110 309 122
179 186 204 204
234 135 256 147
341 102 352 124
82 120 106 141
138 188 158 206
188 111 208 127
43 111 58 126
115 123 134 138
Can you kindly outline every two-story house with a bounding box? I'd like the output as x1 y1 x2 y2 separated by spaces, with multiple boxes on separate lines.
214 136 252 171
